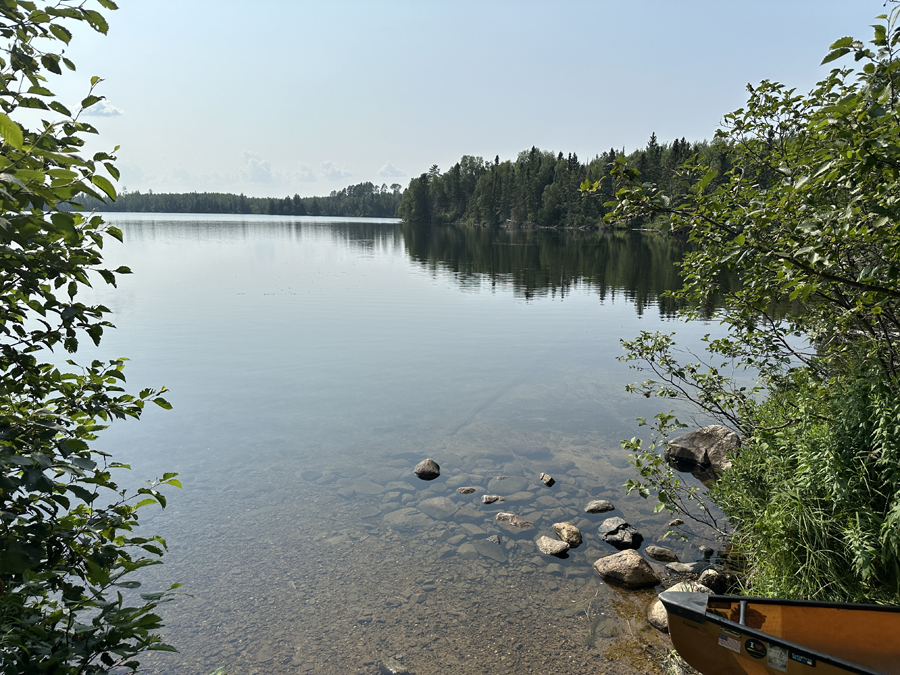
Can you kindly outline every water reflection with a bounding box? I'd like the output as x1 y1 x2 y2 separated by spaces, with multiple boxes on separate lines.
401 223 689 313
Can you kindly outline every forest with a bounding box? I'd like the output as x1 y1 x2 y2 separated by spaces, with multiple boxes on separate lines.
73 180 404 218
397 135 732 228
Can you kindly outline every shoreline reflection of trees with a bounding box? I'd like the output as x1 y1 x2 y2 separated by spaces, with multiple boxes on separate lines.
400 223 730 316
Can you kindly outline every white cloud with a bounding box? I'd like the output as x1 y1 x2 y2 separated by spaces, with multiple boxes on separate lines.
83 100 125 117
377 161 405 178
296 163 316 182
241 151 275 184
321 160 352 181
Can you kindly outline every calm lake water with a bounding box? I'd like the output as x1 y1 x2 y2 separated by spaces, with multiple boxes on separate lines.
81 214 722 675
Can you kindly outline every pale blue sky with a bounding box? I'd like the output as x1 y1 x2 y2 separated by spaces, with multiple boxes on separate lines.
57 0 886 197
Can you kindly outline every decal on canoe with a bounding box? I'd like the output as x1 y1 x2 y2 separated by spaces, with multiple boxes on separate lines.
767 644 788 672
718 633 741 653
745 638 767 659
789 651 817 667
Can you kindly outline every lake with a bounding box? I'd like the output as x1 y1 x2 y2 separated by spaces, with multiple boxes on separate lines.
82 214 721 675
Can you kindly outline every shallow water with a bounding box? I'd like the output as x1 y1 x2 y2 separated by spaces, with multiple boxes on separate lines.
79 214 721 674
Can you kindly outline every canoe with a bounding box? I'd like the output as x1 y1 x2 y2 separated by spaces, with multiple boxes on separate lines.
659 591 900 674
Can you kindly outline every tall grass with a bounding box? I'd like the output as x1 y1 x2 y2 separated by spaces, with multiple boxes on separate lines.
713 370 900 604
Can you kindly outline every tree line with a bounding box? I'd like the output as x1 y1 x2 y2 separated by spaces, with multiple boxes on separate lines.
73 181 404 218
397 136 732 228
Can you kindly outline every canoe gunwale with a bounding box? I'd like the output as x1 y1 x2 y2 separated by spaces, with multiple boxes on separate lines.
660 591 896 675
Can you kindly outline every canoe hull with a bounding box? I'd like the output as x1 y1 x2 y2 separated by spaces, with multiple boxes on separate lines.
660 592 900 675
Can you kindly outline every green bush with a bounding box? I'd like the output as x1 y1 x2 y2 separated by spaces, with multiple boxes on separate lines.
604 9 900 604
0 2 181 671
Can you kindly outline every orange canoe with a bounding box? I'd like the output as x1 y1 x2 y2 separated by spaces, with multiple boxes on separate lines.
659 591 900 674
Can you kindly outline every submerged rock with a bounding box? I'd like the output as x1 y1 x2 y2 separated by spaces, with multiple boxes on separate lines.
414 458 441 481
536 535 570 557
457 486 477 494
495 512 535 532
645 545 679 563
417 496 458 520
665 425 739 486
598 517 644 550
552 521 582 548
584 499 615 514
666 561 711 575
378 658 409 674
593 550 659 588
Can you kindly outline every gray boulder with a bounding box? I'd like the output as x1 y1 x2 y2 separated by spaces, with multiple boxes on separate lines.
593 550 659 588
665 425 739 486
414 458 441 481
495 512 535 531
599 517 644 550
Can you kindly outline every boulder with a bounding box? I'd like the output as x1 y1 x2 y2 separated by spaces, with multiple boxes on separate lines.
536 536 570 557
645 545 679 563
665 425 739 485
593 550 659 588
414 458 441 481
552 521 583 548
584 499 615 514
598 517 644 550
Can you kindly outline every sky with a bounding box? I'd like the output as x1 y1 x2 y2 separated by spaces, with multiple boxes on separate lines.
50 0 890 198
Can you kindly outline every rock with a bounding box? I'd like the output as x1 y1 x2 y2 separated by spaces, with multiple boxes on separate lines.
457 543 479 559
667 518 684 527
417 496 458 520
647 581 713 633
414 458 441 481
699 545 714 560
495 512 535 531
473 537 507 562
698 568 738 594
665 425 739 486
487 476 528 494
647 599 669 632
645 545 679 563
457 486 477 494
378 658 409 674
382 507 435 530
503 491 534 502
300 469 322 481
585 499 615 514
545 562 565 575
486 534 501 544
592 550 659 588
666 561 711 575
481 494 503 504
536 536 570 557
552 522 583 548
539 472 555 487
668 580 714 594
598 517 644 550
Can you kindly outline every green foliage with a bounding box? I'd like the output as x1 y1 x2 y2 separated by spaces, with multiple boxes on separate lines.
73 181 405 218
598 9 900 603
0 1 181 671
